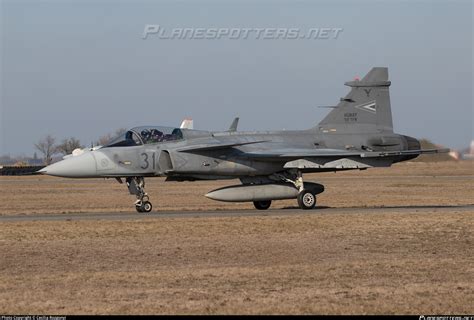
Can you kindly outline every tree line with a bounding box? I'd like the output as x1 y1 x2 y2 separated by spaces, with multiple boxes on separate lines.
34 128 126 165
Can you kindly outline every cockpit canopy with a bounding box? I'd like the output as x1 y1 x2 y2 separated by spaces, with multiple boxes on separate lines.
103 126 183 148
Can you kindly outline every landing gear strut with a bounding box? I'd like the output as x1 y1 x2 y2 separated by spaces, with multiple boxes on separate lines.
126 177 153 213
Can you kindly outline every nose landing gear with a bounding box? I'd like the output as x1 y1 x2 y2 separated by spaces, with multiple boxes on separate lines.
136 199 153 213
126 177 153 213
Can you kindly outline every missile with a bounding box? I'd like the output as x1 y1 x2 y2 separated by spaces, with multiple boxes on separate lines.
205 182 324 202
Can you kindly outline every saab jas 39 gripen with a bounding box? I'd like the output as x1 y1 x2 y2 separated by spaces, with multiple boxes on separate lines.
39 68 447 212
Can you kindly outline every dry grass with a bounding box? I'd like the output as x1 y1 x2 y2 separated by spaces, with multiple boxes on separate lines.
0 161 473 215
0 161 473 314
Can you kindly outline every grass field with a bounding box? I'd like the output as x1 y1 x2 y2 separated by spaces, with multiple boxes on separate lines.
1 161 473 215
0 161 473 314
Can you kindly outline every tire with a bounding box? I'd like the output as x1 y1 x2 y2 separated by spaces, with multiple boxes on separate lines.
141 201 153 213
135 205 144 213
297 190 316 210
253 200 272 210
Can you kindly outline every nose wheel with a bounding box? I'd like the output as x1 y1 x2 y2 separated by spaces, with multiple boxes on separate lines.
126 177 154 213
136 199 153 213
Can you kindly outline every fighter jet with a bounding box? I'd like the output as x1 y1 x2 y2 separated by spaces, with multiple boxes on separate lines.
39 68 448 212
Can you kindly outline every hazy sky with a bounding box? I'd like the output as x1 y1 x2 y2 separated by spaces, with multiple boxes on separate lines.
1 0 472 155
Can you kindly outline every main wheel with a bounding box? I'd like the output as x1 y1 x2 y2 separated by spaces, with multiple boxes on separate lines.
297 190 316 210
253 200 272 210
135 204 144 213
141 201 153 213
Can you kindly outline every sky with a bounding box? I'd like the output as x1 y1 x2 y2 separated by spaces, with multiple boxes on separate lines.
1 0 472 156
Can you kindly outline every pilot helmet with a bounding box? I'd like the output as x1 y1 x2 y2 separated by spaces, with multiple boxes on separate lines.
150 129 161 136
141 129 151 139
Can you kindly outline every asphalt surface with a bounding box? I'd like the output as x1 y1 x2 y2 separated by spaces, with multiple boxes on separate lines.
0 204 472 222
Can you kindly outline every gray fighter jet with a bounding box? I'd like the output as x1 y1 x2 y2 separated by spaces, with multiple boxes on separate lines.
39 68 447 212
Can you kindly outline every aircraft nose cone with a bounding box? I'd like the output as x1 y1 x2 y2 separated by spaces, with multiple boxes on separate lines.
39 152 97 178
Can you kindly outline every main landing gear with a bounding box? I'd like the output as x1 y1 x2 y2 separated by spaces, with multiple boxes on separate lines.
253 200 272 210
126 177 153 213
297 189 316 210
271 170 317 210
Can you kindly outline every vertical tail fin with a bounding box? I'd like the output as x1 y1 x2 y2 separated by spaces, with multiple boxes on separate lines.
317 67 393 133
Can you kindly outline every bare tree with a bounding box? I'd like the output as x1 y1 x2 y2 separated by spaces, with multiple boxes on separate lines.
115 127 127 136
56 137 83 155
95 128 128 146
34 135 57 165
95 133 113 147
